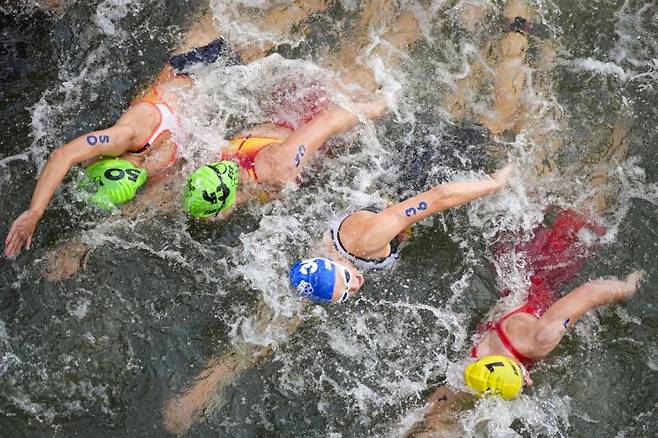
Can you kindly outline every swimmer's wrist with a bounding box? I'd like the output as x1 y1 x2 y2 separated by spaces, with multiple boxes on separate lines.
491 175 510 193
27 205 46 218
488 179 503 194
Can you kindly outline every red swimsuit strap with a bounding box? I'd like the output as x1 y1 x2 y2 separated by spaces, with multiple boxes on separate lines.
222 135 261 181
492 304 539 368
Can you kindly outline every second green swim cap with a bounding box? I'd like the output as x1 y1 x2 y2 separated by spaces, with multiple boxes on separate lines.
182 161 239 218
79 159 148 211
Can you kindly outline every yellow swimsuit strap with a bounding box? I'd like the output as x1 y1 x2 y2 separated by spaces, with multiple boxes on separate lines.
228 135 284 153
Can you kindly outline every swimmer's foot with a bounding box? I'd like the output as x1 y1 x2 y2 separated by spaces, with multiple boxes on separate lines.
353 95 389 120
509 16 532 34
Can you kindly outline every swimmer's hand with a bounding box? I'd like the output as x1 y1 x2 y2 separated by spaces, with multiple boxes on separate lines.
621 270 645 299
491 164 514 192
353 95 389 120
4 209 42 258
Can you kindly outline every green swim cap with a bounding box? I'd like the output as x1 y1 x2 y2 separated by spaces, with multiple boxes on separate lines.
79 159 148 211
182 161 239 218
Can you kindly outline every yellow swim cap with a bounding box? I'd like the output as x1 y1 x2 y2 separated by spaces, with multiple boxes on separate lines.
464 355 524 400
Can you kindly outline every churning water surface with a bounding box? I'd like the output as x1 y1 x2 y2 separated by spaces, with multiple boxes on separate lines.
1 0 658 437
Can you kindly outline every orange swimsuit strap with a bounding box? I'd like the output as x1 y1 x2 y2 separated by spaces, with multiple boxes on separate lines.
222 134 284 181
131 85 161 107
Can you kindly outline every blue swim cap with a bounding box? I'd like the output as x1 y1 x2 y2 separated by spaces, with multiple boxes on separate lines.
289 258 336 303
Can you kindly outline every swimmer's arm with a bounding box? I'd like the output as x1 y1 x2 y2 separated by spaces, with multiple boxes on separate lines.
532 272 643 356
28 124 137 215
3 124 136 257
264 101 386 185
361 165 513 246
162 305 300 434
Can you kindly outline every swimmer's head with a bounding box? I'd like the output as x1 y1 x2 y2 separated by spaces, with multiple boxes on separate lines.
289 257 364 303
464 355 525 400
79 158 148 210
182 161 239 218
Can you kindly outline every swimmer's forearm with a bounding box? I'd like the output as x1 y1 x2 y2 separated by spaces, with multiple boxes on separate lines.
163 347 271 434
28 152 74 216
391 177 503 225
285 100 383 171
325 106 362 134
29 126 136 215
281 107 360 175
535 274 642 354
567 277 640 311
429 177 503 209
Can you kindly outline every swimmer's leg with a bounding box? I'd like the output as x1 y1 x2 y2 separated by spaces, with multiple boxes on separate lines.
588 119 632 212
325 8 421 93
478 28 530 134
172 7 222 55
229 0 331 62
161 3 332 79
163 303 301 434
443 0 537 135
452 0 494 33
503 0 533 23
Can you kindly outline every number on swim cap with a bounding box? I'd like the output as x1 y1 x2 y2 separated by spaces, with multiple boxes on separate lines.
104 168 125 181
299 260 319 275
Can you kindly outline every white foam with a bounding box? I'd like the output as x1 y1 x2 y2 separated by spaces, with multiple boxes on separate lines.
563 57 629 81
94 0 141 37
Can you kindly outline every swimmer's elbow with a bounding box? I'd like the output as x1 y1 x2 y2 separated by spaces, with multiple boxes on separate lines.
533 329 555 347
114 124 138 149
533 326 562 356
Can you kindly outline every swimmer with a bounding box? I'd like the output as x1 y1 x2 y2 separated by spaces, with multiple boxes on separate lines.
1 8 229 258
180 1 424 220
444 0 564 174
445 0 536 135
160 167 512 436
162 6 425 433
3 4 392 260
289 164 513 303
408 248 643 437
406 113 641 436
178 94 387 219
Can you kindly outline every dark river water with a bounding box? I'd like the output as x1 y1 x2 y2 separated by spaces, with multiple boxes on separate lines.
1 1 657 437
